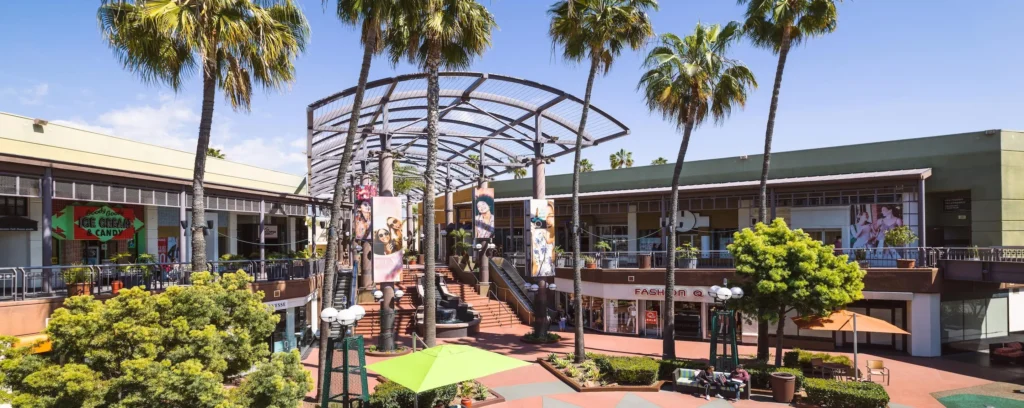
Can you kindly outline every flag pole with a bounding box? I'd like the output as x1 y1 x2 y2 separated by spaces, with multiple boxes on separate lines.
852 313 859 381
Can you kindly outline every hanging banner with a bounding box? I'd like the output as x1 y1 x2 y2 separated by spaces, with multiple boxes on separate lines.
52 205 144 242
473 187 495 241
353 185 377 242
527 199 555 277
848 203 907 249
372 196 404 283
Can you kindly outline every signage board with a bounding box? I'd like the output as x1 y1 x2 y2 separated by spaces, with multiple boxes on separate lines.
645 310 658 326
943 197 970 212
51 205 144 242
265 225 279 239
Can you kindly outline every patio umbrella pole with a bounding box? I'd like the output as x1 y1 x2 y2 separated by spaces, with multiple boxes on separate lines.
853 313 858 380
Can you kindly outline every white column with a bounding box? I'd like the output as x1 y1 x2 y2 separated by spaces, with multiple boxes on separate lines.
627 205 638 252
287 216 297 252
145 206 158 256
909 293 941 357
28 198 43 266
228 212 238 255
285 307 296 351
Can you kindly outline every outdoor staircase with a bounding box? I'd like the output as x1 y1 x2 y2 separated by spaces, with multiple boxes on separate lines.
328 267 354 338
352 268 420 337
441 273 521 329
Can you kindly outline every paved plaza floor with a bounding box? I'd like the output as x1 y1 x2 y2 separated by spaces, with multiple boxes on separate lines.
303 324 1024 408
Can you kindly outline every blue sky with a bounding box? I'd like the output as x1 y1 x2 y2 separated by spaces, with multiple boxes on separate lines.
2 0 1023 177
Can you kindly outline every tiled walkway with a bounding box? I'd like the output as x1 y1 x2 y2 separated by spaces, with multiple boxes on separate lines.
303 324 1024 408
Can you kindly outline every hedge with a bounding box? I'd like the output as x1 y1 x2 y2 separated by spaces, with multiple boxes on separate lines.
783 349 853 369
585 355 659 385
747 364 805 391
804 378 889 408
369 380 457 408
657 359 700 381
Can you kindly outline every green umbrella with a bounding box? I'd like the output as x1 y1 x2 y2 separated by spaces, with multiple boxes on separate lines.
367 344 530 394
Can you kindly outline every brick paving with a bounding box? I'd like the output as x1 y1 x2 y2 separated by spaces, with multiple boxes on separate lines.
303 324 1024 407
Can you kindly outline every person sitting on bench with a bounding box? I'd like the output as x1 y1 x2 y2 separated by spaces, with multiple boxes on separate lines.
695 365 722 400
727 364 750 401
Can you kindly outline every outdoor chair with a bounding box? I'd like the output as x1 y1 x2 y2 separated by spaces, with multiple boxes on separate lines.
810 358 827 378
866 360 890 385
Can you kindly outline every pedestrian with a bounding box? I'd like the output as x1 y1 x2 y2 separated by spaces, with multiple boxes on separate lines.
558 310 567 331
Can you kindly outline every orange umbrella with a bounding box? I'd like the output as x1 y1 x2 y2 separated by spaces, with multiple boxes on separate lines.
792 310 909 379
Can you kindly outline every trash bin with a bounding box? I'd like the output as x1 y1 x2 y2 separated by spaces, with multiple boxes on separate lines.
637 254 652 269
770 372 796 403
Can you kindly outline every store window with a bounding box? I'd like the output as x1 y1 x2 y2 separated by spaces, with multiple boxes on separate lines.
803 229 843 247
0 197 27 217
595 225 628 251
673 302 702 339
606 300 638 335
581 296 606 331
941 297 1009 343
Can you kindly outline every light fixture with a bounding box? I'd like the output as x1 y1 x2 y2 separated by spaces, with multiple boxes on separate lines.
548 283 557 291
716 287 733 301
394 289 405 299
528 283 539 292
350 305 366 321
730 287 744 299
321 307 339 323
709 285 721 298
338 308 357 326
474 243 482 250
373 290 384 301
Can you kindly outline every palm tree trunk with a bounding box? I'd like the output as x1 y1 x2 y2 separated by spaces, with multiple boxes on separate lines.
315 40 374 399
422 41 442 348
664 106 696 360
756 30 792 362
571 57 599 364
190 65 217 273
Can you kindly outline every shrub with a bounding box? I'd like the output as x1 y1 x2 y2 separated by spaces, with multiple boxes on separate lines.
658 359 698 381
783 350 802 368
601 356 658 385
787 349 854 369
747 364 804 391
804 378 889 408
369 380 457 408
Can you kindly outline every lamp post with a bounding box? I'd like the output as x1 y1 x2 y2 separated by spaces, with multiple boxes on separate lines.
474 240 494 294
319 304 368 408
708 279 743 371
373 288 405 352
528 281 555 336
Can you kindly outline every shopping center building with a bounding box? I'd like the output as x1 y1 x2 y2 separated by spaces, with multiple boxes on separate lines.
0 112 323 353
434 129 1024 357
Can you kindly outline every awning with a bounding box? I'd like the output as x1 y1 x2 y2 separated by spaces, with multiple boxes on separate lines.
13 333 51 354
792 310 909 335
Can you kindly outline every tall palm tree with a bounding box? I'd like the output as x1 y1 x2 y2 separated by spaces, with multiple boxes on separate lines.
510 157 528 179
98 0 308 273
741 0 839 361
206 148 225 159
467 153 481 170
638 22 757 359
651 157 668 165
609 149 633 169
388 0 496 347
315 0 401 393
549 0 656 364
579 158 594 172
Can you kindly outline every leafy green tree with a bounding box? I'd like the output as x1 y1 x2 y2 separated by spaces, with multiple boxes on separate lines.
609 149 633 169
0 272 311 408
638 22 756 359
579 158 594 173
740 0 840 360
206 148 225 159
509 157 528 179
651 157 668 165
387 0 496 347
728 219 865 366
99 0 309 273
549 0 656 363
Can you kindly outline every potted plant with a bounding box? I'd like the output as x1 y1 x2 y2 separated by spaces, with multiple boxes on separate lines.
854 248 870 269
458 381 475 407
595 240 616 269
884 225 919 268
554 246 566 267
676 243 699 269
967 245 981 261
63 263 93 296
582 255 598 269
406 255 417 265
472 381 488 402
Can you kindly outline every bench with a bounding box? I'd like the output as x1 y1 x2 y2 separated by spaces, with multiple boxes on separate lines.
672 368 750 400
991 342 1024 364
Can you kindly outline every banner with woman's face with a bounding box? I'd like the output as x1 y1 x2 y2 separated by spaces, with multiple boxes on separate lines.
353 185 377 242
528 199 555 277
372 196 403 283
848 203 905 249
473 187 495 241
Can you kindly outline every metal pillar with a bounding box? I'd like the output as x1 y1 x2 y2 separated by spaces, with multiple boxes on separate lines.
918 178 926 248
477 143 491 292
179 190 187 263
532 138 548 337
310 204 318 258
359 165 373 290
41 168 52 267
378 131 397 352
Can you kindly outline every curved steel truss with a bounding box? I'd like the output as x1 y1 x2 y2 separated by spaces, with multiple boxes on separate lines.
306 72 629 200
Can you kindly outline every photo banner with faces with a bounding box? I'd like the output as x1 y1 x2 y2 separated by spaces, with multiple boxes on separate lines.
527 199 555 277
372 196 404 283
473 187 495 241
353 185 377 242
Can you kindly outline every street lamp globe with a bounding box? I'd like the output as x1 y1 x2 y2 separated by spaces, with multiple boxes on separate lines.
321 307 339 323
548 283 557 291
338 308 357 326
731 287 744 299
349 305 366 321
528 283 539 292
716 287 733 301
394 289 405 299
709 285 721 299
373 290 384 301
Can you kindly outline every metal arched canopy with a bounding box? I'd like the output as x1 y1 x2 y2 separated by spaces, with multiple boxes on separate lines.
306 72 630 201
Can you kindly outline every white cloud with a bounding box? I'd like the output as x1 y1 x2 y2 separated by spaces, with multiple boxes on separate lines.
2 83 49 105
55 95 305 174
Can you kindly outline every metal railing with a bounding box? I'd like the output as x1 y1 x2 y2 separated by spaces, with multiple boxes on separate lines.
0 258 327 303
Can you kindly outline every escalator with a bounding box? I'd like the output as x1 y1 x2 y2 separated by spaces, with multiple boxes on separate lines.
328 267 355 338
488 257 533 323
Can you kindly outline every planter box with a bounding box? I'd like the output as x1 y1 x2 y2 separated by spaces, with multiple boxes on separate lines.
601 258 618 269
678 258 697 269
896 259 916 268
537 359 666 393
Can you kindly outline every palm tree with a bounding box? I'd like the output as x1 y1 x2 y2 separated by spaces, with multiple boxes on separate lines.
651 157 668 165
394 163 426 195
206 148 225 159
579 158 594 173
609 149 633 169
467 153 481 170
741 0 839 362
549 0 656 364
388 0 496 347
314 0 401 393
638 22 757 359
510 157 528 179
99 0 308 273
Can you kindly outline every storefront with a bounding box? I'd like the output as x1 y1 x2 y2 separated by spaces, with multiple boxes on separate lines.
265 292 318 353
51 201 149 264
